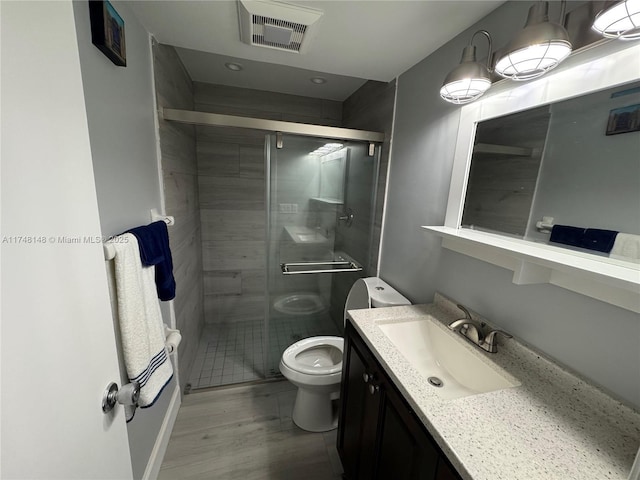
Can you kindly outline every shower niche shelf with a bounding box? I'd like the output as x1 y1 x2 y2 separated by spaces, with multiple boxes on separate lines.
310 197 344 206
284 226 329 245
472 143 532 157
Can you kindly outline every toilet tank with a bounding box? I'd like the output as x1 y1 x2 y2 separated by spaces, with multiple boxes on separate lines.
344 277 411 324
364 277 411 308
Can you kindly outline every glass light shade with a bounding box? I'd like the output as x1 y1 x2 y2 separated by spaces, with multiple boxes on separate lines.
440 78 492 104
495 41 572 80
593 0 640 39
495 2 572 81
440 44 492 104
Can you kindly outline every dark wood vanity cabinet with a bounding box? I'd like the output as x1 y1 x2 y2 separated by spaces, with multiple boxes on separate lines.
337 321 463 480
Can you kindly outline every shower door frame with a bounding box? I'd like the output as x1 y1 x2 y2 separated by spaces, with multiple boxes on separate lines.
162 108 385 143
163 107 385 383
264 133 383 378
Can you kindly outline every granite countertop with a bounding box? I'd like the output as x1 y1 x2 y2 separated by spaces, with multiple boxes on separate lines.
347 294 640 480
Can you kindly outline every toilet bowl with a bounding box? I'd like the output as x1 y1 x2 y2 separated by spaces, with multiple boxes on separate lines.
273 292 326 316
279 277 411 432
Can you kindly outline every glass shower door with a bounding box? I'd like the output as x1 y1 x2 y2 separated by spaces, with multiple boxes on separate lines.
265 133 381 376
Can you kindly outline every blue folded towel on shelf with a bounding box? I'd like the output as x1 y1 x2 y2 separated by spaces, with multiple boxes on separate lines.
582 228 619 253
550 225 619 254
127 221 176 301
549 225 585 248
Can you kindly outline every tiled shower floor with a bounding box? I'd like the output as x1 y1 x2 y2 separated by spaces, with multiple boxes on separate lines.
188 316 341 390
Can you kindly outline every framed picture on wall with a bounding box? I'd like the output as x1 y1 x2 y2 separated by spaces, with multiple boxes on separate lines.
606 104 640 136
89 0 126 67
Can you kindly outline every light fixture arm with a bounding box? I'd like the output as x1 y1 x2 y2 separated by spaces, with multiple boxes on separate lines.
470 30 493 73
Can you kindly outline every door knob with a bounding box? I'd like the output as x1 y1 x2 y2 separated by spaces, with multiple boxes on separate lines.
369 384 380 395
102 381 140 413
363 372 374 383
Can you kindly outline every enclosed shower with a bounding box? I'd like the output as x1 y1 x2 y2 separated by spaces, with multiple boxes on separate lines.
162 108 385 391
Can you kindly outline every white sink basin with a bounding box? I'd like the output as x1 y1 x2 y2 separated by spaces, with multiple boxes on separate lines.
378 317 520 400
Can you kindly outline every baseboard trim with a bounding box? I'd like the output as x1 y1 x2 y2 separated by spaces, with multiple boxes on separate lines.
142 384 181 480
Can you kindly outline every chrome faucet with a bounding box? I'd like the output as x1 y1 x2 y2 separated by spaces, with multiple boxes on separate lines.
482 329 513 353
448 304 512 353
448 304 485 344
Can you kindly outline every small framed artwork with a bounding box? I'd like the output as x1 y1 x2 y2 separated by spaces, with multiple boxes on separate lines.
606 104 640 136
89 0 126 67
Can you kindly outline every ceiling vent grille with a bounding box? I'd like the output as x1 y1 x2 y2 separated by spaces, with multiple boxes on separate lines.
238 1 323 54
252 15 306 52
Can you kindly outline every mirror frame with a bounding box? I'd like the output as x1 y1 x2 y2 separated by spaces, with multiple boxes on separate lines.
445 41 640 229
433 40 640 313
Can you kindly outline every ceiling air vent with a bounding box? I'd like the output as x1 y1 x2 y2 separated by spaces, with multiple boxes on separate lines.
238 0 323 54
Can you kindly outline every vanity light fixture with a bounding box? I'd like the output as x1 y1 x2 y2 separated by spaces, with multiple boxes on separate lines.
592 0 640 39
440 30 493 104
494 1 572 81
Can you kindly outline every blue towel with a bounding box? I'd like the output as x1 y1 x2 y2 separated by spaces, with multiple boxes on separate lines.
550 225 585 248
550 225 619 254
126 221 176 301
581 229 618 253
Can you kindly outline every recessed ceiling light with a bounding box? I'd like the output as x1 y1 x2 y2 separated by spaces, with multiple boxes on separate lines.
310 77 327 84
225 62 243 71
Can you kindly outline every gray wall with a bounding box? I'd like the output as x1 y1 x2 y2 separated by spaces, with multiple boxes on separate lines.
73 3 176 478
152 43 205 395
342 80 397 274
381 1 640 409
193 82 342 325
330 80 397 324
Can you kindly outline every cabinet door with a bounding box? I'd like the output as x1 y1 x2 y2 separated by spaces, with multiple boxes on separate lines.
338 325 382 480
375 379 439 480
435 457 463 480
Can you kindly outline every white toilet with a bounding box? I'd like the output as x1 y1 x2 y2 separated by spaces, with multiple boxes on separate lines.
279 276 411 432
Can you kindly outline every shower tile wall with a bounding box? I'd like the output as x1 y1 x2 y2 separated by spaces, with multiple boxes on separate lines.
330 80 397 324
153 43 205 392
193 82 343 327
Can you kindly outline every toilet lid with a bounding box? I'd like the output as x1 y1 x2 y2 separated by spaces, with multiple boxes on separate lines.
281 336 344 375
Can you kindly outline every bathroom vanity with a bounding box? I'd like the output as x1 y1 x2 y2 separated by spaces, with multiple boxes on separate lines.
337 319 461 480
337 296 640 480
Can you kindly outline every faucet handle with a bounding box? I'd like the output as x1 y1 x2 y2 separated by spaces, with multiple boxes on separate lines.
483 329 512 353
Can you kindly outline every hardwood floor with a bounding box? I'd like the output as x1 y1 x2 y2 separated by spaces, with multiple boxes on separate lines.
159 380 344 479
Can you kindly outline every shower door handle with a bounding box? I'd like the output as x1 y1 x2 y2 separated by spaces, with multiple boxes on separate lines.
280 261 363 275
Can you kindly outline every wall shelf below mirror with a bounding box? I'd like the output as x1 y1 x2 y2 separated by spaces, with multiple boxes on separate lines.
422 226 640 314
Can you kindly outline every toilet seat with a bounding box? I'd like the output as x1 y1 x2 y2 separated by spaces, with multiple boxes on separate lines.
281 336 344 375
278 277 411 432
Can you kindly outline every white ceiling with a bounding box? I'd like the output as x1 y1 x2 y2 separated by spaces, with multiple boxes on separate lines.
127 0 505 100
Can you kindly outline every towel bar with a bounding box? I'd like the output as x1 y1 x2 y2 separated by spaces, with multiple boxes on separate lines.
281 261 363 275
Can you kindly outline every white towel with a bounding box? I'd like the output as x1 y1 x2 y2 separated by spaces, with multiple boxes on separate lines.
109 234 173 421
610 233 640 263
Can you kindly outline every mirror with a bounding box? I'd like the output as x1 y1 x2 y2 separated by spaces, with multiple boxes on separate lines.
462 105 550 237
317 148 347 203
461 80 640 263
